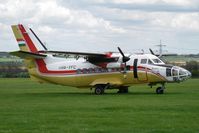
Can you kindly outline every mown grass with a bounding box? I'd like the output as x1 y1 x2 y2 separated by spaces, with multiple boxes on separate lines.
0 58 22 62
0 78 199 133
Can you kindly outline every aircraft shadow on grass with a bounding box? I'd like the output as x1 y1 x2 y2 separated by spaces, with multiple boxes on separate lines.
20 91 182 97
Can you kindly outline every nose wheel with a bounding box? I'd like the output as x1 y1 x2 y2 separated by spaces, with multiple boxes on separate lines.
156 87 164 94
156 85 165 94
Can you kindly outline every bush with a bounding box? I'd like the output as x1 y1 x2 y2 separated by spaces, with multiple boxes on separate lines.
184 61 199 78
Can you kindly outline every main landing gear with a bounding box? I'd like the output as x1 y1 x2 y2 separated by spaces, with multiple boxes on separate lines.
117 86 129 94
94 85 105 95
156 84 165 94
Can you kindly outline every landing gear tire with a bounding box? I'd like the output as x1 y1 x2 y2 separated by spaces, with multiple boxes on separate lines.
95 85 105 95
117 86 129 94
156 87 164 94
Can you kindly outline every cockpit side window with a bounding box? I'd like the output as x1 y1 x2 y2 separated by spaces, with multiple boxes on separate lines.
141 59 147 64
172 69 178 76
166 68 172 76
152 59 163 64
148 59 153 64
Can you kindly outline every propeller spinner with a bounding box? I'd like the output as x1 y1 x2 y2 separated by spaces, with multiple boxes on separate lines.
117 47 130 73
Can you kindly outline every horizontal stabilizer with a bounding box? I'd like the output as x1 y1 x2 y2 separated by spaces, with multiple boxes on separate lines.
10 51 47 59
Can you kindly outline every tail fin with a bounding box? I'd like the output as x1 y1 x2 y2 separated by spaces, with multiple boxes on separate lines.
11 24 45 53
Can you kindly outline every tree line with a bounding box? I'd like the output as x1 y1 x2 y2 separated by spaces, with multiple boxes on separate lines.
0 62 29 78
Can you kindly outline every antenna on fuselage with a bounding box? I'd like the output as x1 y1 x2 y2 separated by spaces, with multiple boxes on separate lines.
29 28 48 51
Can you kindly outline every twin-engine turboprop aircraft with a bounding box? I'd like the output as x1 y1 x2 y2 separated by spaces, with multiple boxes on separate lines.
10 24 191 94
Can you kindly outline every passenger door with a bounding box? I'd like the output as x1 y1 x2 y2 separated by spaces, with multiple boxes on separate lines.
137 59 148 81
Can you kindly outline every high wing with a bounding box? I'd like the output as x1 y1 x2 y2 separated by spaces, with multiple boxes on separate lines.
39 50 119 63
27 27 120 64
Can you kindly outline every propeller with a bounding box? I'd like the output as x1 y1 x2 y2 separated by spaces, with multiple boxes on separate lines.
149 48 155 55
117 47 130 73
118 47 130 62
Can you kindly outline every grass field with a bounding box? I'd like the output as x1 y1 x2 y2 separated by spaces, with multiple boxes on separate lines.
0 57 22 62
0 78 199 133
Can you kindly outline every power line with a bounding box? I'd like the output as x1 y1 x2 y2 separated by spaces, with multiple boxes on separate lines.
155 40 166 56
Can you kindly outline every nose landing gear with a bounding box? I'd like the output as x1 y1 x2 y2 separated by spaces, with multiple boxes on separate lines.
156 84 165 94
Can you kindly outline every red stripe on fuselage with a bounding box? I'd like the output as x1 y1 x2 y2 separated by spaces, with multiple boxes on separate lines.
18 24 38 53
130 66 151 71
35 60 155 75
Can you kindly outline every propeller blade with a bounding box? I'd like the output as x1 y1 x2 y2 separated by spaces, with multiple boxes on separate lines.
117 47 130 62
117 47 130 74
117 47 125 57
149 48 155 55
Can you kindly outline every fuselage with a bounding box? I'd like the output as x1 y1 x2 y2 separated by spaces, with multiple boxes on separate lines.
28 52 191 88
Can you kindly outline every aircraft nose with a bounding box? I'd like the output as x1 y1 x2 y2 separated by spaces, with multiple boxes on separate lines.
187 70 192 78
179 67 191 80
172 66 191 82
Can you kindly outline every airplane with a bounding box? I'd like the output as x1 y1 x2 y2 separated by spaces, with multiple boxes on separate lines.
10 24 191 95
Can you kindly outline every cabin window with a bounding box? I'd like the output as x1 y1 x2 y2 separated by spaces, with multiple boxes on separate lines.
76 69 82 74
116 68 120 71
141 59 147 64
101 68 106 72
82 68 88 74
88 68 94 73
94 68 99 73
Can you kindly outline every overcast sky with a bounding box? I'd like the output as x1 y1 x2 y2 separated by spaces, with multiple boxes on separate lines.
0 0 199 54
